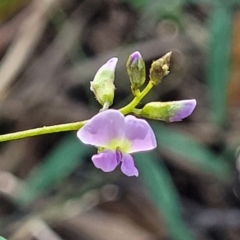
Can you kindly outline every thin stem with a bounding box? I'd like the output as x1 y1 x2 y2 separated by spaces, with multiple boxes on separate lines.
131 108 141 115
0 81 155 142
0 121 87 142
119 81 154 114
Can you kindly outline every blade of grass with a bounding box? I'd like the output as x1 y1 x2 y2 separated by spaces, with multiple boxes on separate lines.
207 5 233 125
153 123 232 180
15 134 90 205
183 0 239 5
136 152 193 240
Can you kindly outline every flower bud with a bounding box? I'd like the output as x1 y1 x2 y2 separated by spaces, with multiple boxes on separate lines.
90 58 118 108
149 52 172 85
138 99 196 122
126 51 146 94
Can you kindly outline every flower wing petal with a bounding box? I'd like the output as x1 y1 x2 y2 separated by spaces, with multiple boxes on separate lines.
77 110 125 147
92 150 119 172
124 115 157 153
121 154 139 177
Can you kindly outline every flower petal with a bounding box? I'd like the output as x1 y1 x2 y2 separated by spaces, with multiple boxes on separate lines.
104 57 118 74
92 150 119 172
128 51 142 65
121 154 139 177
124 115 157 153
77 110 125 147
169 99 196 122
91 58 118 86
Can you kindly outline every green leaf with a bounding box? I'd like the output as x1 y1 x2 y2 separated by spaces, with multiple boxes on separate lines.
207 5 233 125
15 134 90 205
153 123 232 180
124 0 147 8
136 152 193 240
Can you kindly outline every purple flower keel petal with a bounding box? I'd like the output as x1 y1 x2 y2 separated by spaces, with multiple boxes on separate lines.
92 150 119 172
121 154 139 177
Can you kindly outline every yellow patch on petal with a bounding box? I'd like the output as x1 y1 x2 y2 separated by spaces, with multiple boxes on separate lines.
108 138 131 153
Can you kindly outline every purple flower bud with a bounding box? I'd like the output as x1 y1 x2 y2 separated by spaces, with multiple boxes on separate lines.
126 51 146 94
138 99 196 122
90 58 118 108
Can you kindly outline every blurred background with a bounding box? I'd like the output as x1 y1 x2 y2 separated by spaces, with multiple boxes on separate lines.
0 0 240 239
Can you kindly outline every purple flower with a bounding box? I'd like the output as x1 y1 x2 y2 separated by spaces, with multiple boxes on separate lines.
77 110 157 177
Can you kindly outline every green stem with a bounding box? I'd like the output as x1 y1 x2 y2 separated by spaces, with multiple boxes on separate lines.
0 121 87 142
119 81 154 114
0 81 155 142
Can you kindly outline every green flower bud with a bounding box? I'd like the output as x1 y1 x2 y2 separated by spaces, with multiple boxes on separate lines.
149 52 172 85
126 51 146 95
136 99 196 122
90 58 118 109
